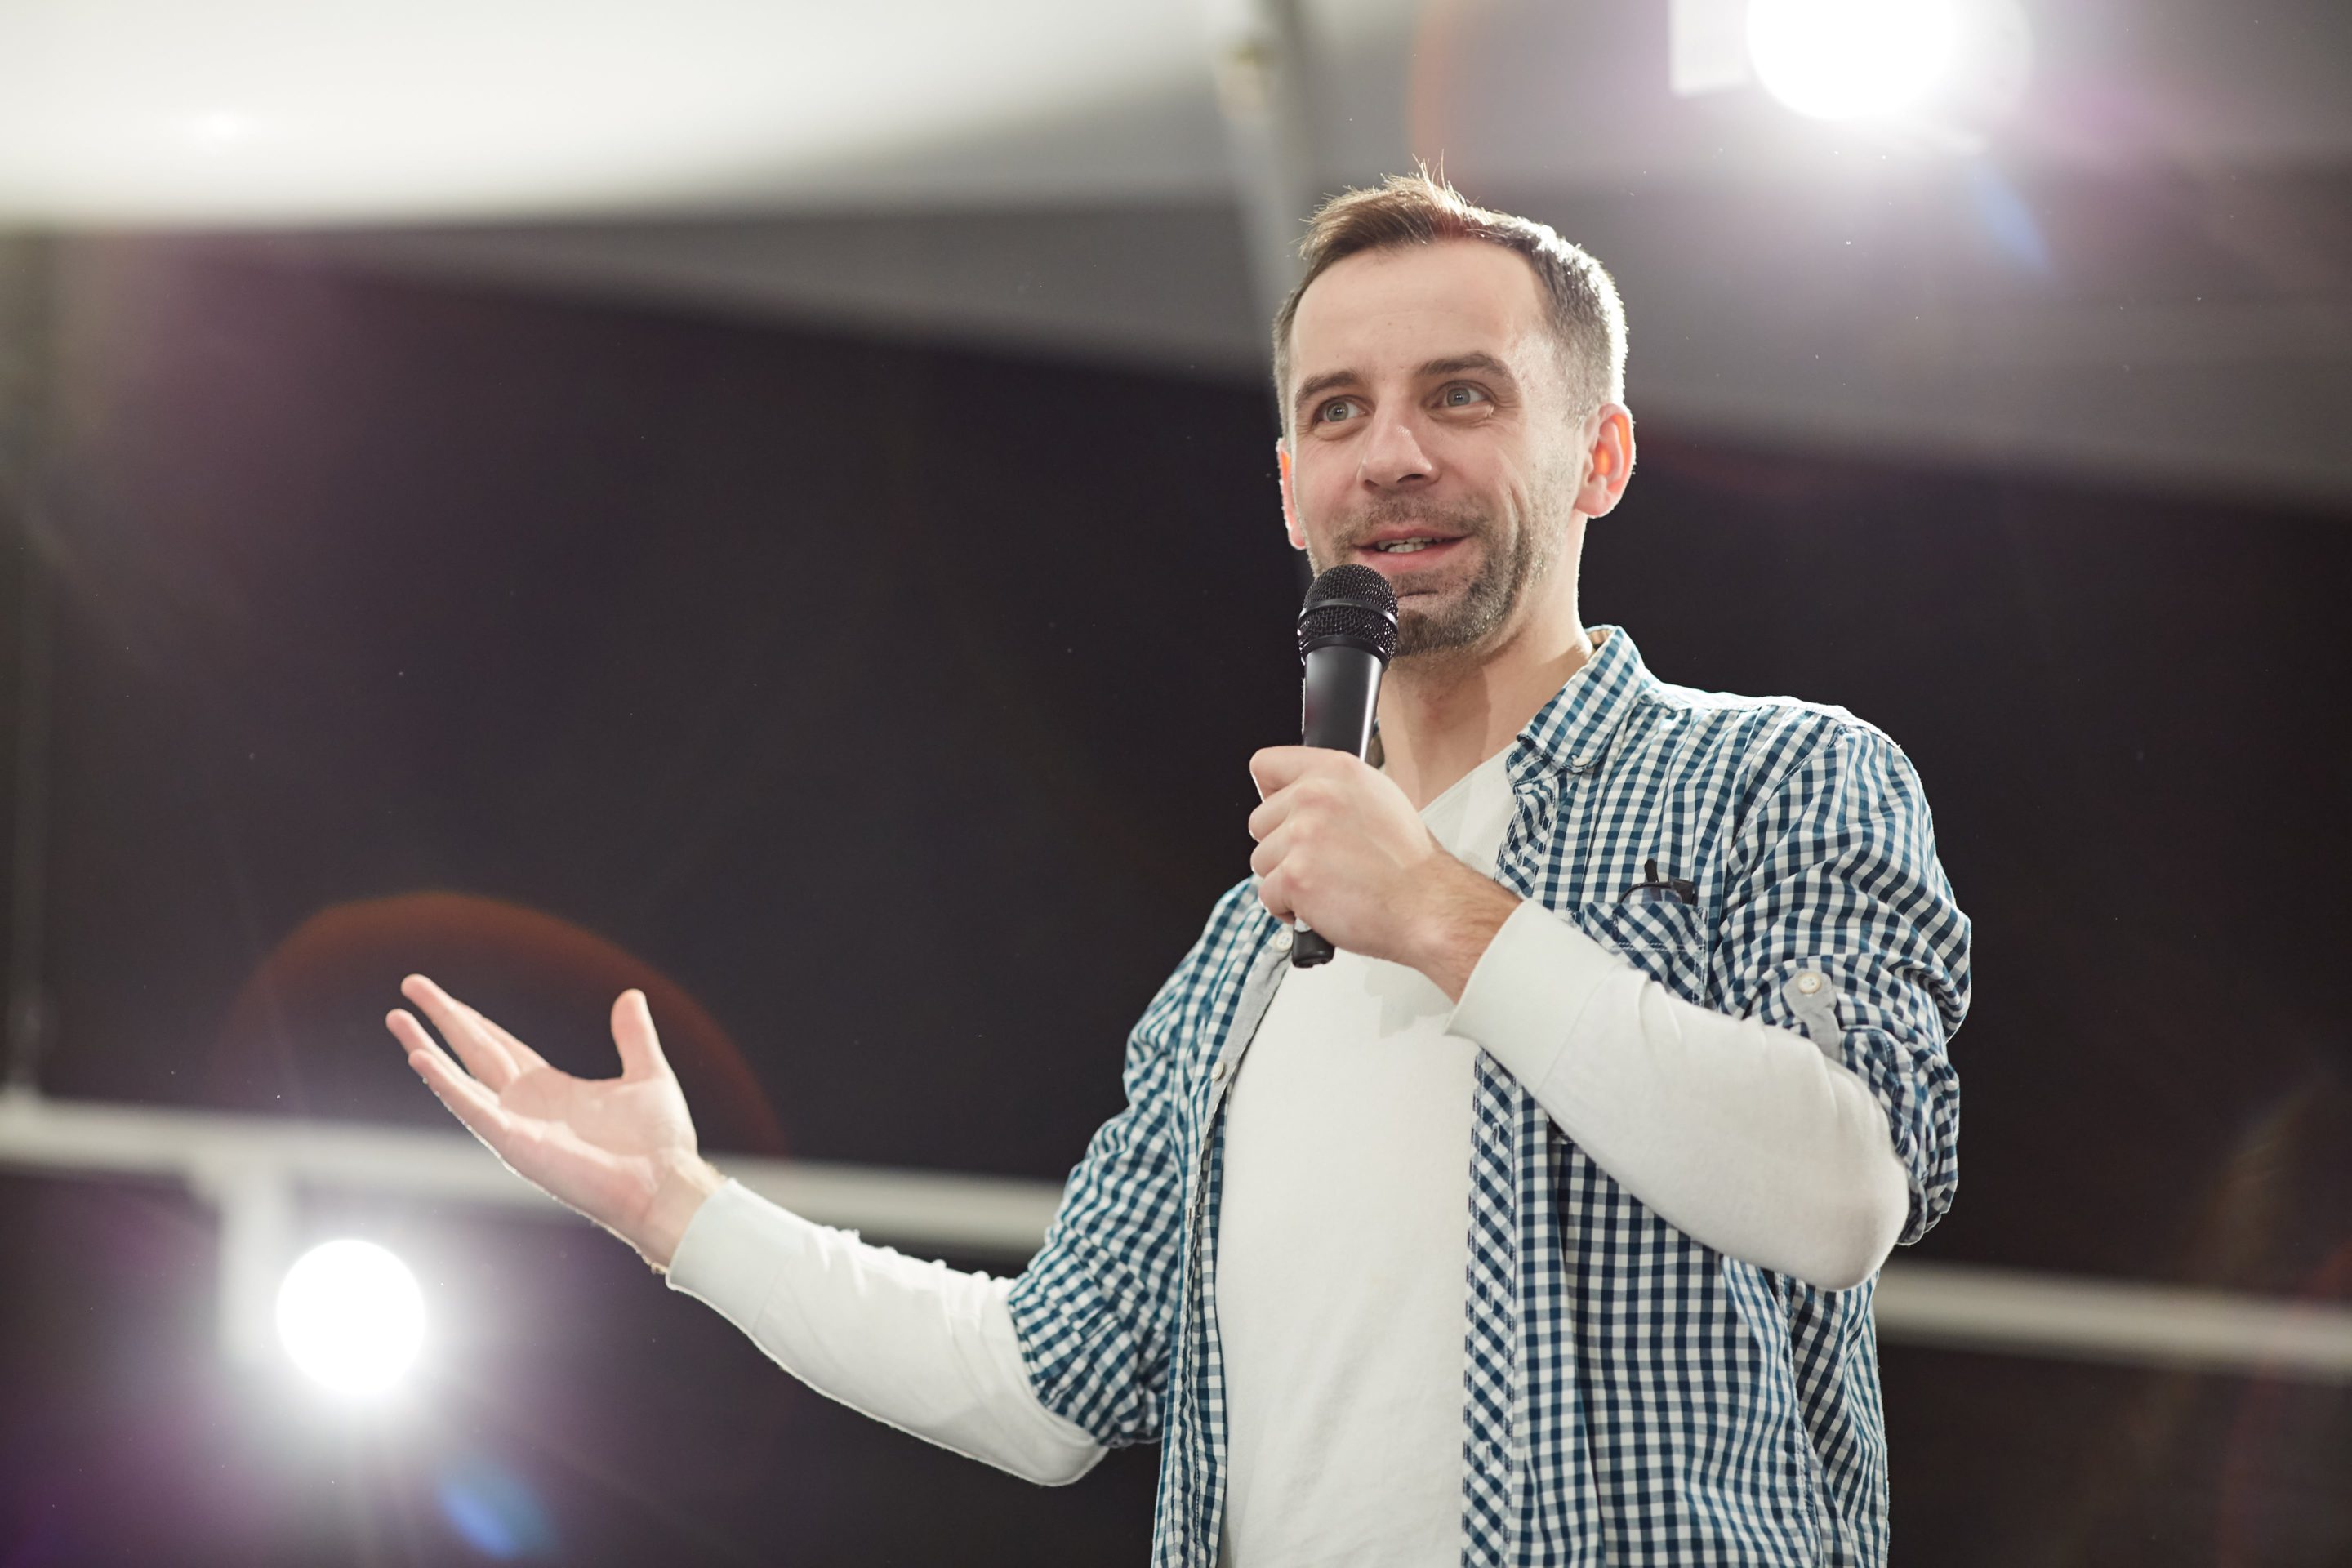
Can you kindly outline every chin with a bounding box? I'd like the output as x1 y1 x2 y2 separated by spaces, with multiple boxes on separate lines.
1392 611 1460 661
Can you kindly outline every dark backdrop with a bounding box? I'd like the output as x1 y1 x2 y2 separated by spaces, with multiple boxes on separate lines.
0 240 2343 1565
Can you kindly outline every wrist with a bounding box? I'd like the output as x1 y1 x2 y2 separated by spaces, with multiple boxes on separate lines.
636 1151 726 1273
1406 859 1522 1003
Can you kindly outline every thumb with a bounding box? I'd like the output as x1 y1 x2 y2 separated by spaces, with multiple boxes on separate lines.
612 989 670 1080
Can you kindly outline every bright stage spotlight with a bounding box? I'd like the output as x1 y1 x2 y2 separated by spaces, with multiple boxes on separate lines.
275 1239 425 1396
1746 0 1958 121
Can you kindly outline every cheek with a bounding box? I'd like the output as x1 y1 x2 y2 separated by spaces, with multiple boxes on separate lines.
1294 464 1353 528
1477 453 1544 518
1295 447 1345 490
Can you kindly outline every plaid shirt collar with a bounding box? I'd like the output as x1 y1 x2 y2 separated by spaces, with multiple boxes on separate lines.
1508 622 1646 785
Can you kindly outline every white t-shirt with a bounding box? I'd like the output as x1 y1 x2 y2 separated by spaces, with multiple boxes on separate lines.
1213 750 1516 1566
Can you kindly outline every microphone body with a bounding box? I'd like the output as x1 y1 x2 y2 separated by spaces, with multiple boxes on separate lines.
1290 565 1399 968
1300 644 1384 755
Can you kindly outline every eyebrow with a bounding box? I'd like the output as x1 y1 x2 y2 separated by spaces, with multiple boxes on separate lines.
1290 352 1520 421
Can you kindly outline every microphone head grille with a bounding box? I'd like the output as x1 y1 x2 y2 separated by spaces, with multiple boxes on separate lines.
1302 563 1397 617
1298 564 1400 662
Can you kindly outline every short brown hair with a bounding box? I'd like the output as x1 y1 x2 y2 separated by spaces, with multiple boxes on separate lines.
1271 171 1628 430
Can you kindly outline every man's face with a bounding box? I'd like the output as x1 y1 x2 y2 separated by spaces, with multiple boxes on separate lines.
1279 239 1590 660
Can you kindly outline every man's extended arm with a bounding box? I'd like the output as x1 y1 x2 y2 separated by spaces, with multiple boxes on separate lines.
390 887 1229 1486
663 888 1247 1481
665 1180 1103 1483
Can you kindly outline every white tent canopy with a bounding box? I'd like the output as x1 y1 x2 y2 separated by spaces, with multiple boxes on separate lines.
7 0 2351 501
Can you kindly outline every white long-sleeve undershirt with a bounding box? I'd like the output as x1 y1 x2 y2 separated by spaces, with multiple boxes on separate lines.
1453 898 1912 1291
666 1178 1106 1483
665 898 1912 1482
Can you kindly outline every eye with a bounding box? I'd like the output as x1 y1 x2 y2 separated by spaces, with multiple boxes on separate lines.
1316 397 1363 424
1439 383 1491 409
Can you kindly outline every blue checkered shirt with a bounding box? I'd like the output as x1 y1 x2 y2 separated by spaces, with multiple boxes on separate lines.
1007 625 1970 1566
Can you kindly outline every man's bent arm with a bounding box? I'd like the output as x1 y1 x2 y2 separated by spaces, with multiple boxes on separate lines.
1445 902 1910 1290
1432 719 1969 1291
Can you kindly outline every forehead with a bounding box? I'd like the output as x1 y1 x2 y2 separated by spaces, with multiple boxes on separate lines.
1288 238 1548 385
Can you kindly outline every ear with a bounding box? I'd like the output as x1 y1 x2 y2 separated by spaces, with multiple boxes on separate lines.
1575 404 1636 519
1276 439 1308 551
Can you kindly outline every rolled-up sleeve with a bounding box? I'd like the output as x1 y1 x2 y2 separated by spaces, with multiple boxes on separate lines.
1717 722 1971 1246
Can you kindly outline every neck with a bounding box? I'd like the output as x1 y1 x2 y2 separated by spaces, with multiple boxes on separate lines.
1376 608 1595 809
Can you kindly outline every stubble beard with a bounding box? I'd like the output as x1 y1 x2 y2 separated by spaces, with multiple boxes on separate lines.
1312 499 1561 662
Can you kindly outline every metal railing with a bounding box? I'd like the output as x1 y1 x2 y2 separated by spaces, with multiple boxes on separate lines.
4 1087 2346 1383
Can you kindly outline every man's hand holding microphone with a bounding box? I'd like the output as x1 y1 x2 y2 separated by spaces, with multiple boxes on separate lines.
1245 746 1520 1003
1247 561 1519 1000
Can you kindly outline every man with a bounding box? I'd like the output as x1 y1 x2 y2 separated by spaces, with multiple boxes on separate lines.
389 173 1968 1566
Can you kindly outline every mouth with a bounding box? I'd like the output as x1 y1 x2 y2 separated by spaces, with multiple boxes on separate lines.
1351 533 1467 580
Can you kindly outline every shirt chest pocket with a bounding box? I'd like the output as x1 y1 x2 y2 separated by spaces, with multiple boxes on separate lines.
1569 899 1713 1008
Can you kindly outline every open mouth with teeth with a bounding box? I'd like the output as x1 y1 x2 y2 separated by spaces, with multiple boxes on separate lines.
1355 534 1467 568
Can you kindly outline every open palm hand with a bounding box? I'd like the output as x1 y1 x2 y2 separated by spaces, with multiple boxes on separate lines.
387 975 715 1263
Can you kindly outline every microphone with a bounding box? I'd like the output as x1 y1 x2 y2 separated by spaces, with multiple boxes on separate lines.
1290 564 1399 968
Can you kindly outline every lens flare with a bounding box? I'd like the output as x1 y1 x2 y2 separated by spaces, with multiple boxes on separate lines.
1747 0 1958 121
437 1459 559 1559
275 1238 425 1395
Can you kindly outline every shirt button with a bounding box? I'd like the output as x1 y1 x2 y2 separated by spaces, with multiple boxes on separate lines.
1795 971 1825 995
1211 1059 1229 1080
1272 927 1294 953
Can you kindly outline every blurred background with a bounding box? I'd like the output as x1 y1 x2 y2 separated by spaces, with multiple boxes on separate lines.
0 0 2345 1562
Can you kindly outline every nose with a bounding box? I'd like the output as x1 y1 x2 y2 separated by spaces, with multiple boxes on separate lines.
1357 408 1436 490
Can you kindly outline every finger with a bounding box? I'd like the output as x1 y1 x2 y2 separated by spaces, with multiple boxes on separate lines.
387 1009 485 1099
1246 791 1297 844
1255 870 1294 924
1248 764 1348 843
390 1013 515 1147
1249 819 1297 884
398 975 555 1077
387 1006 493 1092
610 989 670 1082
401 974 519 1090
385 1006 447 1062
413 1056 522 1161
1249 746 1327 797
452 999 554 1076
